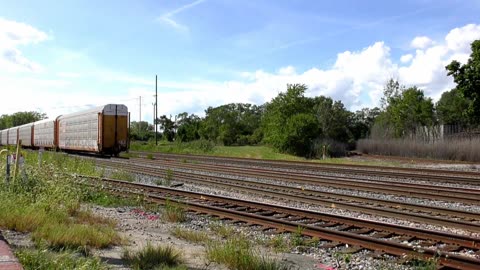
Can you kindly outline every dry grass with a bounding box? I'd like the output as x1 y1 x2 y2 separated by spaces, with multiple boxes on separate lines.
357 138 480 162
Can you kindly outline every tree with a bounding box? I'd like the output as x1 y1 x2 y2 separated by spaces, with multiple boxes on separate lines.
373 81 435 138
446 40 480 124
262 84 315 153
176 112 201 142
436 88 472 126
313 96 352 143
200 103 263 145
350 107 380 140
157 115 177 142
130 121 155 141
0 111 47 129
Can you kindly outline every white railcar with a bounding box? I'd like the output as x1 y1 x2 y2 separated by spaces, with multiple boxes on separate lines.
18 123 34 147
33 119 57 148
58 107 102 152
7 127 18 145
0 129 6 145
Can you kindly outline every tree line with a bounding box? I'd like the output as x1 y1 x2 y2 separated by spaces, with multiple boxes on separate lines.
0 111 47 130
132 40 479 158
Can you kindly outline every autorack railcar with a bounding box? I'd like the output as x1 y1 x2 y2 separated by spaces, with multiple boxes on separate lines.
0 104 129 156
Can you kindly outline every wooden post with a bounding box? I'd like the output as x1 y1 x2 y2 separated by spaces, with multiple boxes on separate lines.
0 149 9 184
13 139 21 184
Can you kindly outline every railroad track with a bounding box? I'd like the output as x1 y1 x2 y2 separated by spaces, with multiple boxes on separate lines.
127 158 480 202
98 158 480 205
131 151 480 185
78 175 480 270
95 159 480 233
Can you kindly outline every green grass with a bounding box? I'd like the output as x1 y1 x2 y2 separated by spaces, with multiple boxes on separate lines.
171 227 210 244
130 140 405 166
206 236 290 270
162 200 187 223
82 187 142 207
122 243 184 270
16 248 107 270
0 151 121 251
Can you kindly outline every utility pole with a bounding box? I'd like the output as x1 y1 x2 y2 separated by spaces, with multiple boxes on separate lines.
139 96 142 122
155 75 158 145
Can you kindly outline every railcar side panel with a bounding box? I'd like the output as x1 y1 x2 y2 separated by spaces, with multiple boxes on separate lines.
33 119 56 148
58 112 99 152
0 130 6 145
7 128 18 145
18 124 34 147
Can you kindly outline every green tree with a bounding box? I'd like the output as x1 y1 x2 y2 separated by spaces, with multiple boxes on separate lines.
446 40 480 124
373 81 435 138
0 111 47 129
350 107 380 140
130 121 155 141
200 103 262 145
436 88 472 126
313 96 352 143
262 84 315 153
176 112 201 142
158 115 177 142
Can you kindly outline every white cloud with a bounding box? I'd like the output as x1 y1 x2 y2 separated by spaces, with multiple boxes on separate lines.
2 22 480 124
400 54 413 63
156 0 206 32
411 36 433 49
0 17 48 72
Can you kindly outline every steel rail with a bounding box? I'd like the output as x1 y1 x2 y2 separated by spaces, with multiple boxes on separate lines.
97 159 480 205
131 151 480 184
81 176 480 270
132 158 480 195
96 161 480 232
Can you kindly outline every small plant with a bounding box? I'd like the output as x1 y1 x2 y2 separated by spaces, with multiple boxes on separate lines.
122 243 183 270
162 199 187 223
209 222 235 238
181 158 187 163
268 235 289 252
164 169 174 186
171 227 210 244
146 153 155 160
206 236 290 270
290 226 304 246
333 248 353 269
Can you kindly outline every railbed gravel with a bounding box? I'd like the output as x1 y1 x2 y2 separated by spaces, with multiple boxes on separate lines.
97 165 480 268
123 162 480 214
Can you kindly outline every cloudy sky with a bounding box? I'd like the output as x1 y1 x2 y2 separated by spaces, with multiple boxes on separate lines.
1 0 480 123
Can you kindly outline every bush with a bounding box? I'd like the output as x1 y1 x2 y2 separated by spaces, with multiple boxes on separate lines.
122 243 183 270
357 137 480 162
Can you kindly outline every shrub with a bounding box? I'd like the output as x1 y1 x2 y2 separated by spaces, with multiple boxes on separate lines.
122 243 183 270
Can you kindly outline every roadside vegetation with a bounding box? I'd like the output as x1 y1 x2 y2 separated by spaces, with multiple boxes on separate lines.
0 151 123 269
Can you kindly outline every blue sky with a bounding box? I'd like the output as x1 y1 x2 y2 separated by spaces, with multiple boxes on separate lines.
1 0 480 122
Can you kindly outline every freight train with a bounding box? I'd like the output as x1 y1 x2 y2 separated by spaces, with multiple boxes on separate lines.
0 104 129 156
